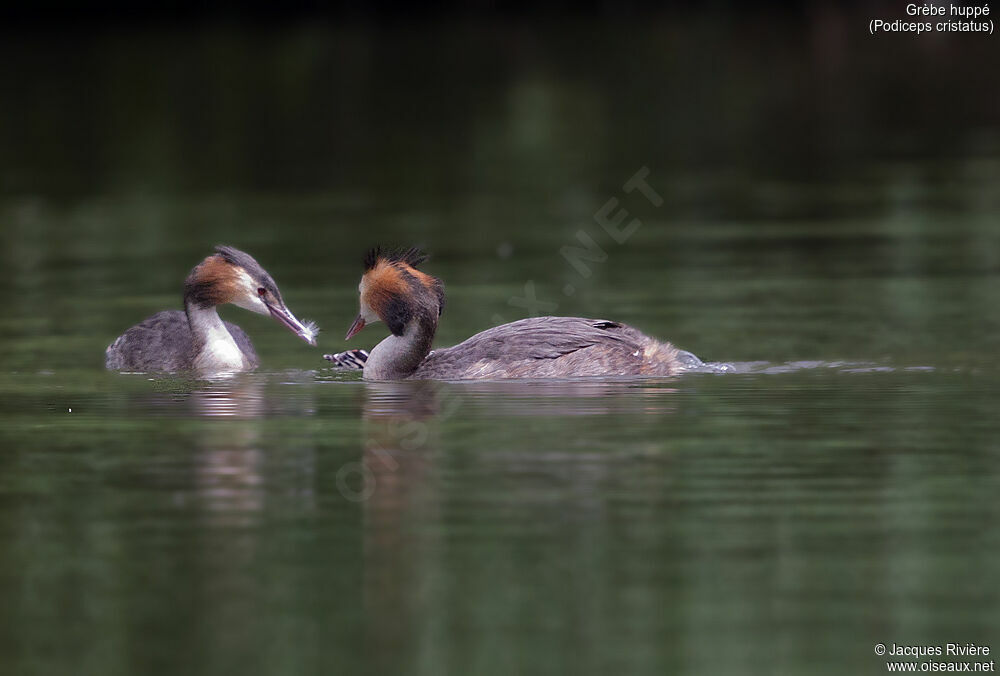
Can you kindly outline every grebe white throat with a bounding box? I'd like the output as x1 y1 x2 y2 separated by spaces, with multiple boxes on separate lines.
187 303 249 372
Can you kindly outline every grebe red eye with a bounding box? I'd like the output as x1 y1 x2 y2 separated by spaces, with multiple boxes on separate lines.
257 287 266 297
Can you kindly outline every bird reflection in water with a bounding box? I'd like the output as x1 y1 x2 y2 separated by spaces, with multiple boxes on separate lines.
189 376 268 419
355 377 683 669
189 376 316 649
190 378 269 527
358 380 448 673
187 376 317 526
355 377 684 505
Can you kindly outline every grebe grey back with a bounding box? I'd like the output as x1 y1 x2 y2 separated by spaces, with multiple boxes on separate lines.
324 247 705 380
106 246 318 374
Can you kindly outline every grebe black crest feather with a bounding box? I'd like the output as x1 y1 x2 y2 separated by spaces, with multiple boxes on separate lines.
364 246 429 271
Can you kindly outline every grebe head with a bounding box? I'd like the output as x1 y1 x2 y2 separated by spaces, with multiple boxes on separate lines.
185 245 318 345
346 246 444 340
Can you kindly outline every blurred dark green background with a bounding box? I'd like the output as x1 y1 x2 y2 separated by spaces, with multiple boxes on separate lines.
1 6 998 676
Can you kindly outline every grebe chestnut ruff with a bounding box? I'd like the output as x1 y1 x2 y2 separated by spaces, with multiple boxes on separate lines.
105 246 318 373
323 247 706 380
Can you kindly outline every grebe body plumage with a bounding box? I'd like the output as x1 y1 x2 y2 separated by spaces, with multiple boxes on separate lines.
326 247 705 380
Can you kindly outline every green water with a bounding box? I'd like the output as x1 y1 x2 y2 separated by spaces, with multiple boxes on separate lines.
2 17 999 676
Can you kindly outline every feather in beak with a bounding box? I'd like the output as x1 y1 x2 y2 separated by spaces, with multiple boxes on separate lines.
267 302 319 346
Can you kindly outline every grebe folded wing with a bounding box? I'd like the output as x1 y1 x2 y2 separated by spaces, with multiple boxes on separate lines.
225 322 260 368
105 311 194 371
414 317 654 379
436 317 638 359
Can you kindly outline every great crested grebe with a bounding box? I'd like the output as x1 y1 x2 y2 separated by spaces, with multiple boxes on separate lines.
323 247 706 380
105 245 318 373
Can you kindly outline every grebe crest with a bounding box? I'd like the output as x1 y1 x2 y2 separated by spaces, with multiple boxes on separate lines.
345 246 444 340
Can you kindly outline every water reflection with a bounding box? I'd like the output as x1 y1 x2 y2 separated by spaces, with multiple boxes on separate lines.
354 377 689 507
189 376 268 418
353 382 437 671
193 413 266 526
116 372 320 419
112 375 323 527
355 378 690 672
360 377 685 421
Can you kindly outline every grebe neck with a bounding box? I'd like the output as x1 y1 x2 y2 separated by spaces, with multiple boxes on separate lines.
184 300 247 372
364 315 436 380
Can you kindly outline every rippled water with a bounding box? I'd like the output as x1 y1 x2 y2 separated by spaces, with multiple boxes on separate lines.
1 15 999 676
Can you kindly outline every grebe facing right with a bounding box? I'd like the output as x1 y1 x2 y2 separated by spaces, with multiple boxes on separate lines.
325 247 706 380
106 246 317 374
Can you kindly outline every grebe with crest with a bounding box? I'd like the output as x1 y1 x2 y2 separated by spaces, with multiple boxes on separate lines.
323 247 707 380
106 246 318 373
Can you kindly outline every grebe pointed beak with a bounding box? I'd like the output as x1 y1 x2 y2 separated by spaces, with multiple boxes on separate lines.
266 302 319 346
345 314 366 340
